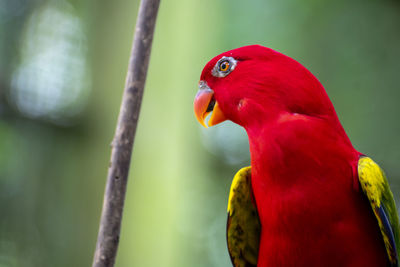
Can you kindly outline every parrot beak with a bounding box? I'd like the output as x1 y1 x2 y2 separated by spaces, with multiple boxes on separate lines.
194 81 227 128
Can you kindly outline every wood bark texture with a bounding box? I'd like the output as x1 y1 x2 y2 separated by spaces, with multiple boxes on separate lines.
92 1 160 266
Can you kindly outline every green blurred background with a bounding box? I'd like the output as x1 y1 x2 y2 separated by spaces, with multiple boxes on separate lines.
1 0 399 266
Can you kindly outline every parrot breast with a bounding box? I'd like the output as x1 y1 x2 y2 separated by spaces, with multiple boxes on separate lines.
247 114 389 266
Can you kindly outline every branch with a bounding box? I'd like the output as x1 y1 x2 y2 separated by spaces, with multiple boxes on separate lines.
92 1 160 266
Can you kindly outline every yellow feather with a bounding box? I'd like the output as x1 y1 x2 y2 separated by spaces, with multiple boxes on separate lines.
358 157 398 264
227 167 261 267
358 157 385 207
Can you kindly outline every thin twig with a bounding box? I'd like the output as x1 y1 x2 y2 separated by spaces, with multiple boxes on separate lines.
92 1 160 266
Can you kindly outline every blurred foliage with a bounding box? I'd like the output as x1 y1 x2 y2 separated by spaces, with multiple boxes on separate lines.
0 0 399 266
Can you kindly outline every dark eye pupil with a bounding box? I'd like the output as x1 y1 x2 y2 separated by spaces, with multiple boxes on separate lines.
220 61 229 71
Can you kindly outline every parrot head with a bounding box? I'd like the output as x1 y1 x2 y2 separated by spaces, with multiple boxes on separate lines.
194 45 336 129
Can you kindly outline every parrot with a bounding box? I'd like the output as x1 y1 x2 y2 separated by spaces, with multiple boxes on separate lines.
193 45 400 267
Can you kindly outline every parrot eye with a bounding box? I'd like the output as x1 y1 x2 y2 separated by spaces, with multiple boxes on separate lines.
212 56 237 78
219 61 230 72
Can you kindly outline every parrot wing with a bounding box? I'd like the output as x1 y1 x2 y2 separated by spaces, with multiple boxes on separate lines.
358 156 400 266
226 167 261 267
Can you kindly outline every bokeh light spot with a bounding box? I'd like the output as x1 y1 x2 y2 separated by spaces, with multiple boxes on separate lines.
10 1 90 125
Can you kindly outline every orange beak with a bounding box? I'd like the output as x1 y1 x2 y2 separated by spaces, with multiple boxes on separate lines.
194 81 227 128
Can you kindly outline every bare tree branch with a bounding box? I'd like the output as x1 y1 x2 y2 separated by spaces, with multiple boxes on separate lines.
92 1 160 266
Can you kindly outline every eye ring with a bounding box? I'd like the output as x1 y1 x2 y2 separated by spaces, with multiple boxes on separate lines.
212 56 237 78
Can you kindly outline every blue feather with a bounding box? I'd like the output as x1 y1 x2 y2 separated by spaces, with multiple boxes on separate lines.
377 203 398 265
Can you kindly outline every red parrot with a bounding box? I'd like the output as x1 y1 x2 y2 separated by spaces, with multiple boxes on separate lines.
193 45 400 266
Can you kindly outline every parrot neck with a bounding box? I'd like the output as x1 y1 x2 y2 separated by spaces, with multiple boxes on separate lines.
245 111 357 189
